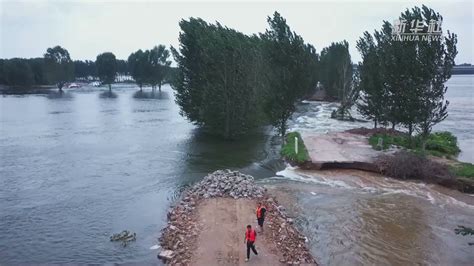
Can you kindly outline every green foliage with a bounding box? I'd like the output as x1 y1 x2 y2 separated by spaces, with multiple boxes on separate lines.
96 52 117 89
451 163 474 179
356 32 388 128
74 60 96 79
148 45 171 91
172 12 318 139
280 132 310 163
369 131 460 157
356 5 457 142
2 58 35 86
44 46 74 89
319 41 354 100
425 132 461 155
262 12 319 138
172 18 266 139
128 49 148 89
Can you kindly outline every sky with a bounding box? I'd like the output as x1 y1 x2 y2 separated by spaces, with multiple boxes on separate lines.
1 0 473 64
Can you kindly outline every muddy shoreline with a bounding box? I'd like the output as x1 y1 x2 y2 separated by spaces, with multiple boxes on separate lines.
157 170 316 265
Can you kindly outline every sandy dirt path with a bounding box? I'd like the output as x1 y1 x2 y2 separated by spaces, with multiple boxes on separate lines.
191 198 282 265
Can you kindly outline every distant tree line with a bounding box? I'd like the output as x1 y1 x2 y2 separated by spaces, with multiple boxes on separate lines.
1 6 456 145
0 46 173 91
356 5 457 148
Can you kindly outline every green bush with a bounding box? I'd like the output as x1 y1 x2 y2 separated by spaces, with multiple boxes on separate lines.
369 131 460 157
281 132 310 163
451 162 474 179
425 132 461 156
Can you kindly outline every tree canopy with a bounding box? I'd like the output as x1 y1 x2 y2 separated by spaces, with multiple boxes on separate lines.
357 5 457 148
96 52 117 90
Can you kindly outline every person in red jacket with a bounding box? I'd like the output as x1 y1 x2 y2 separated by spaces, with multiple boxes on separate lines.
244 224 258 261
256 202 267 232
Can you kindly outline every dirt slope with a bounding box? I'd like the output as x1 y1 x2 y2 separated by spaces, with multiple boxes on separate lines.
191 198 282 265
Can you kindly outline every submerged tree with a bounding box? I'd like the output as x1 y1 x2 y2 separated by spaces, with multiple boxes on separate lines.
44 46 74 91
2 58 35 86
172 18 264 139
262 12 319 139
357 5 457 145
148 45 171 93
410 6 457 149
96 52 117 91
128 49 148 90
356 32 388 128
320 41 357 120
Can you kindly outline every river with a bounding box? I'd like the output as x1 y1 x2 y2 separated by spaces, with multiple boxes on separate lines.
0 75 472 264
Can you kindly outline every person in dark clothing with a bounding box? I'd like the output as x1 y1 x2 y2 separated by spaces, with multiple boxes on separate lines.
244 224 258 261
256 202 267 232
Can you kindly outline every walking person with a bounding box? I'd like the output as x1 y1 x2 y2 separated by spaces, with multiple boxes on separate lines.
256 202 267 233
244 224 258 262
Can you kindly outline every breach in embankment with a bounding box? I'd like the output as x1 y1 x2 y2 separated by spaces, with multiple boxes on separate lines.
157 170 316 265
282 128 474 194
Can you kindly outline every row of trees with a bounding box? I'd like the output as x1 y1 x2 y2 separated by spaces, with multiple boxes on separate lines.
173 6 456 143
320 41 358 120
357 5 457 145
172 12 320 139
128 45 172 92
0 46 173 91
0 46 75 88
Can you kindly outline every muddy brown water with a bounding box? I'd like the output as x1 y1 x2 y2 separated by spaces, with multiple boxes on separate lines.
0 75 473 264
264 168 474 265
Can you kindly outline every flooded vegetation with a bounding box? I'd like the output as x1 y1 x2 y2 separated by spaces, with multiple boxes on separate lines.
0 76 472 264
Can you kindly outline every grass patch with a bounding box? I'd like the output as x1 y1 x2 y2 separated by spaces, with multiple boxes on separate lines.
369 131 460 157
281 132 310 164
451 162 474 179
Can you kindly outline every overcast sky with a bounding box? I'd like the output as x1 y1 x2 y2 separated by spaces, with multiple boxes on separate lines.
1 0 473 64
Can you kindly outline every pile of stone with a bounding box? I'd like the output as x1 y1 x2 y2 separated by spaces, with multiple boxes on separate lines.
262 196 316 264
158 191 199 264
157 170 316 265
188 169 266 199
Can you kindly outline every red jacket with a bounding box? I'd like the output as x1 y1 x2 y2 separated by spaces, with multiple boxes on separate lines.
245 229 257 242
256 206 266 218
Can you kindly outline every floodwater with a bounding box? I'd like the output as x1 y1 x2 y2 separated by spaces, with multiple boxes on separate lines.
0 75 473 264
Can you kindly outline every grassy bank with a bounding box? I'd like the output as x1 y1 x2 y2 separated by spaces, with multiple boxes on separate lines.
451 162 474 179
281 132 310 164
369 131 460 157
360 129 473 193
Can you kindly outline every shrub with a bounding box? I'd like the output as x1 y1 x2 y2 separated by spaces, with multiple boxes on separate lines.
376 151 456 186
451 162 474 179
369 131 460 157
425 132 461 156
281 132 310 164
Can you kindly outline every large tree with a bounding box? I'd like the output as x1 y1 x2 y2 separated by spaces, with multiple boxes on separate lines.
319 41 353 100
128 49 148 90
148 45 171 92
44 45 74 91
262 12 319 139
356 5 457 148
96 52 117 91
172 18 264 139
356 32 388 128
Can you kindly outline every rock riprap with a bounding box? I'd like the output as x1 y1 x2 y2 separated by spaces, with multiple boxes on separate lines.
188 169 266 199
157 170 316 265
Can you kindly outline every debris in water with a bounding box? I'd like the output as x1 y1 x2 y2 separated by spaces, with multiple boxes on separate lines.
149 244 160 250
110 230 136 247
